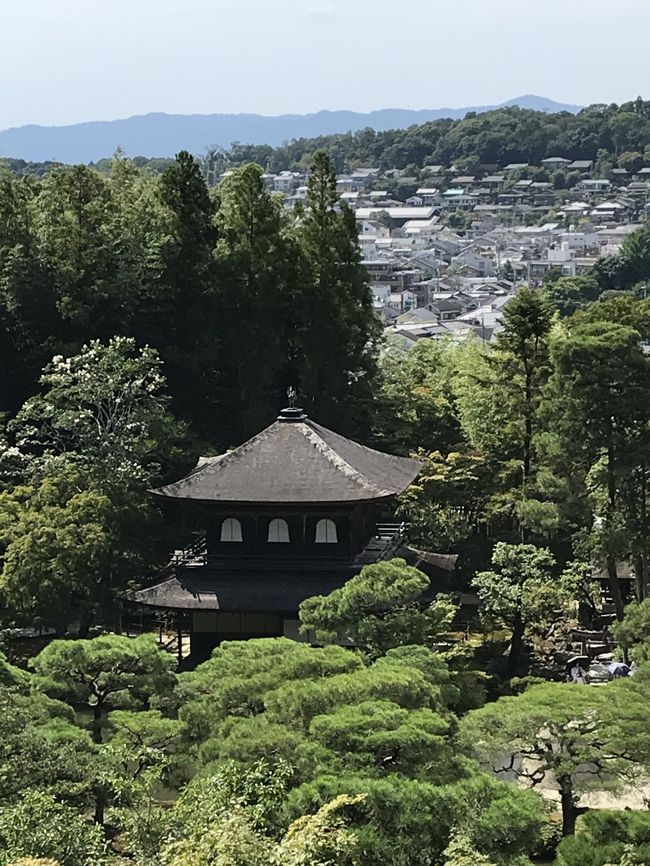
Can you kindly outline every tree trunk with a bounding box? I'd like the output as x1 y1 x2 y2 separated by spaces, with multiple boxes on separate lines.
92 704 103 745
78 607 92 638
520 364 533 543
94 789 106 826
637 464 649 602
113 601 123 635
606 556 625 621
634 555 645 604
559 775 584 836
606 434 625 620
509 613 525 674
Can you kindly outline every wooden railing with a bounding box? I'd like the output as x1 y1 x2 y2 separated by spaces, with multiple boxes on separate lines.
375 522 406 540
168 535 208 569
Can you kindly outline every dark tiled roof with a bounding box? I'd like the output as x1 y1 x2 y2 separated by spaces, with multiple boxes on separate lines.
152 415 421 504
124 545 458 612
125 571 352 612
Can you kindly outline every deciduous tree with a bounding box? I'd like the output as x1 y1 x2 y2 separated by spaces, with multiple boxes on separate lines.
472 542 564 672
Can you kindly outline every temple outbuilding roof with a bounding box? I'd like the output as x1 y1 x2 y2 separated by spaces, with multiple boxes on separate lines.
152 408 421 505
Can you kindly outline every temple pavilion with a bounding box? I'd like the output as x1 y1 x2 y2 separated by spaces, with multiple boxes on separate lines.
126 404 454 662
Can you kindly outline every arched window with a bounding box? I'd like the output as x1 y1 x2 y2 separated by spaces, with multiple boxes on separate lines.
267 518 290 543
220 518 243 542
315 518 338 544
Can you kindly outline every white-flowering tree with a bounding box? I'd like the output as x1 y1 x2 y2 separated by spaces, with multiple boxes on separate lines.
8 336 182 483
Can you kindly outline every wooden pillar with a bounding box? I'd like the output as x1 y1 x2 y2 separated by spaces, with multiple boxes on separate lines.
177 622 183 666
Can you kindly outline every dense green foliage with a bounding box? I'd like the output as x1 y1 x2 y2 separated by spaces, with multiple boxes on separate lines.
2 110 650 866
0 152 377 445
299 559 457 656
3 625 649 865
198 99 650 174
0 635 547 866
556 810 650 866
462 679 650 836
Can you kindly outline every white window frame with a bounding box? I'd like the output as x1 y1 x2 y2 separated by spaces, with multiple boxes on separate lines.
315 518 338 544
267 518 290 543
220 517 243 542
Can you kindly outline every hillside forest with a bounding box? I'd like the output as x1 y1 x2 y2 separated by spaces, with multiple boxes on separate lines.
5 98 650 180
2 140 650 866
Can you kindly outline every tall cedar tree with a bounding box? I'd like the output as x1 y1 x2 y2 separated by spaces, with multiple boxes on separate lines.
34 165 122 341
157 152 220 435
468 287 553 537
0 171 55 412
215 164 301 442
297 152 380 436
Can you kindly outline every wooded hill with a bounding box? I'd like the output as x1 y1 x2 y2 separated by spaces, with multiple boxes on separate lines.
3 99 650 178
0 95 579 164
209 98 650 175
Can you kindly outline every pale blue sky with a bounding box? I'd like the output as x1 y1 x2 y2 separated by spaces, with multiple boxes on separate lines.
2 0 648 129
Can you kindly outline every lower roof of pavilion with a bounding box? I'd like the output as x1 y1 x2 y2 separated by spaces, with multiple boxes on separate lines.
124 547 458 614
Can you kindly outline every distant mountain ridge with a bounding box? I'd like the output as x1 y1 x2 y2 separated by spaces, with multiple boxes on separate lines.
0 95 582 164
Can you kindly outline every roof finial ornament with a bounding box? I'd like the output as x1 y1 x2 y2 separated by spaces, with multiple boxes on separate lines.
278 386 307 422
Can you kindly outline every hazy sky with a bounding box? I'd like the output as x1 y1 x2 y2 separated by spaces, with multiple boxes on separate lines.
2 0 648 129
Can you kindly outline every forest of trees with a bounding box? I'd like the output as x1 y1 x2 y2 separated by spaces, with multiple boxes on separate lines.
2 146 650 865
199 98 650 175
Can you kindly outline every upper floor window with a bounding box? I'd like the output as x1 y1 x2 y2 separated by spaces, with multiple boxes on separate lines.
315 518 338 544
220 517 243 542
267 518 290 543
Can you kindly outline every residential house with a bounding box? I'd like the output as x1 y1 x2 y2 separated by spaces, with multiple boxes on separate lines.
534 193 556 208
415 187 441 206
627 182 650 201
590 201 630 223
358 220 391 239
361 257 402 287
542 156 571 170
569 160 594 173
576 178 612 196
336 177 358 193
451 248 495 277
442 189 475 210
274 171 298 193
528 242 576 281
481 174 505 191
355 206 436 227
